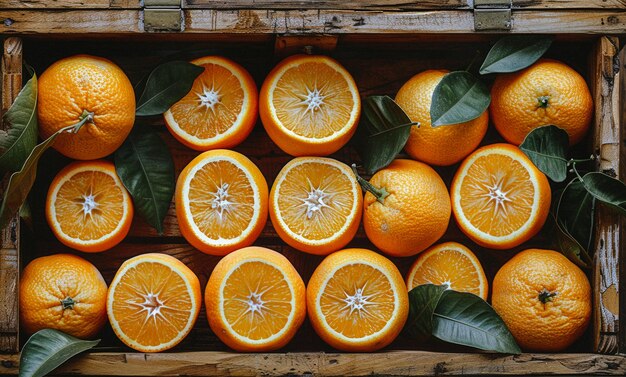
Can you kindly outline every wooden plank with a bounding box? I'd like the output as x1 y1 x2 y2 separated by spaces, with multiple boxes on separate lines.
1 0 141 8
591 36 622 354
512 0 626 8
621 42 626 355
0 37 21 354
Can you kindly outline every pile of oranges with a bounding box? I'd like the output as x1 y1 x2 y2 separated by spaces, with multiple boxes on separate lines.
20 53 593 354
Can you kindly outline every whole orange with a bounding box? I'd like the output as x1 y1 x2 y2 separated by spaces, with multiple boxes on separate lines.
19 254 108 339
38 55 135 160
395 70 488 166
492 249 591 352
490 59 593 145
362 159 451 257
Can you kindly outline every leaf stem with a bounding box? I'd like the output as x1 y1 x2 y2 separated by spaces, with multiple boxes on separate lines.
351 164 389 204
67 110 94 134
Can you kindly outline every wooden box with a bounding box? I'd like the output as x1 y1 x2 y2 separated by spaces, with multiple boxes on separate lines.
1 1 625 375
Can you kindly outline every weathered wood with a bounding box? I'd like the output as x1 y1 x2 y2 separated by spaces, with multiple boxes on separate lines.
0 37 21 354
591 36 622 354
274 35 338 59
621 42 626 355
2 0 141 8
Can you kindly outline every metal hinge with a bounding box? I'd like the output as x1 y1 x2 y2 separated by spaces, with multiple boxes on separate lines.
143 0 183 32
474 0 512 31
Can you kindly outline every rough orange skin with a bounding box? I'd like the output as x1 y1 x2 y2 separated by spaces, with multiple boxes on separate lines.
20 254 108 339
363 159 451 257
38 54 135 160
490 59 593 145
395 70 488 166
492 249 591 352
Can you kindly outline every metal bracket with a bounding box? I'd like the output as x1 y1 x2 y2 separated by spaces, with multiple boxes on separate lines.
143 0 183 32
474 0 512 31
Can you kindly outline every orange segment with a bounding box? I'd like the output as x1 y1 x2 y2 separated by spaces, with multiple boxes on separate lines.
406 242 489 300
107 253 201 352
45 160 133 253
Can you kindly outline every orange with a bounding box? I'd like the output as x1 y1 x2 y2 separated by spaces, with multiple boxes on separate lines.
259 54 360 156
204 246 306 352
451 143 551 249
45 160 134 253
175 149 268 255
164 56 258 151
269 157 362 255
406 242 488 300
38 54 135 160
490 59 593 145
361 159 450 257
307 248 408 352
492 249 591 351
19 254 107 339
395 69 488 166
107 253 201 352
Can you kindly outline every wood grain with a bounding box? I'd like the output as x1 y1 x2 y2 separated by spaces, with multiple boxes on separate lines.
2 0 141 8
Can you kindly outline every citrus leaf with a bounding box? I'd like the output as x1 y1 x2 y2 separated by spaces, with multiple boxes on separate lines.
19 329 99 377
0 125 74 229
581 172 626 216
430 71 490 127
432 290 521 354
135 61 204 116
549 213 592 269
479 36 553 74
557 179 595 254
520 125 569 182
114 126 175 234
355 95 416 174
0 73 38 174
406 284 447 342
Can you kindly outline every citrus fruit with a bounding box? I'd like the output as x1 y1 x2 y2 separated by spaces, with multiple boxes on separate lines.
406 241 488 300
361 159 450 257
107 253 201 352
45 160 134 253
490 59 593 145
307 248 408 352
20 254 107 338
205 246 306 352
38 54 135 160
175 149 268 255
492 248 591 351
451 143 551 249
259 54 360 156
164 56 258 151
395 69 488 166
269 157 362 255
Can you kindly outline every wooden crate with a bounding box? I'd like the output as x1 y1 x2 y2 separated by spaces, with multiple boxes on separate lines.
1 1 626 375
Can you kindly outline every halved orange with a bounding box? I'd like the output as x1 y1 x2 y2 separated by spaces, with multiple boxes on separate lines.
307 248 408 352
451 143 551 249
45 160 133 253
107 253 202 352
175 149 268 255
204 246 306 352
164 56 258 150
259 54 360 156
406 242 489 300
269 157 362 255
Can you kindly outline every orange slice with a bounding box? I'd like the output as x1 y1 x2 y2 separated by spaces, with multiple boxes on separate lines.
164 56 258 150
259 54 360 156
45 160 133 253
406 242 489 300
107 253 201 352
175 149 268 255
269 157 362 255
451 143 551 249
204 246 306 352
307 248 408 352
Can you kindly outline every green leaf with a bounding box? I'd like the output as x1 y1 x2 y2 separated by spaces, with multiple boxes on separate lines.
581 172 626 216
0 125 74 229
557 179 595 254
479 36 553 74
549 213 592 269
355 96 416 174
430 71 490 127
406 284 447 342
19 329 99 377
0 73 38 174
135 61 204 116
432 290 521 354
520 125 569 182
114 126 175 234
